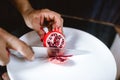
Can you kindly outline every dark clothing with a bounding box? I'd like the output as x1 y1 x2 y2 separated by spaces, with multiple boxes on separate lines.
0 66 6 76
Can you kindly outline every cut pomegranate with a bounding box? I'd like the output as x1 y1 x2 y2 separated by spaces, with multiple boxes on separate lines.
43 31 65 48
41 27 71 64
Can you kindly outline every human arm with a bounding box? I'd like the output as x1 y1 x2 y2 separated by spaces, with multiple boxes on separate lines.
11 0 63 39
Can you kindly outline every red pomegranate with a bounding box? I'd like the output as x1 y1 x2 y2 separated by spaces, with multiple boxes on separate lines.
43 29 65 48
41 27 72 64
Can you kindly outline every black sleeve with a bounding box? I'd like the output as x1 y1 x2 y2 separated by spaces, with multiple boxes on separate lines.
0 66 7 76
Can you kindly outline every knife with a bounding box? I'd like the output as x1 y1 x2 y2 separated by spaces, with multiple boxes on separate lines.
9 47 90 58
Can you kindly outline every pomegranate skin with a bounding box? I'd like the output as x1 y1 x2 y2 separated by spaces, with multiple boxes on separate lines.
43 31 65 48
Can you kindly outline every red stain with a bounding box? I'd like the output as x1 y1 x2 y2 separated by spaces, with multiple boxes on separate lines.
40 26 71 64
48 49 72 64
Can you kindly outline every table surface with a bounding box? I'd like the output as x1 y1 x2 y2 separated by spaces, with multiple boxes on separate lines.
7 27 117 80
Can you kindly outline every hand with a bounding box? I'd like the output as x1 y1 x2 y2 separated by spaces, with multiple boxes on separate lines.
0 28 34 66
22 9 63 39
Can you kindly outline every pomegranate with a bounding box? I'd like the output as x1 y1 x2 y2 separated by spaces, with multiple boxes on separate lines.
41 27 72 64
43 31 65 48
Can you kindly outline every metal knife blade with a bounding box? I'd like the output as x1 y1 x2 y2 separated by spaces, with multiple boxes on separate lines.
9 47 90 58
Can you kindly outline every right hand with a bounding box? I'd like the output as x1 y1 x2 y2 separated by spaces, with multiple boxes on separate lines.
22 9 63 39
0 28 34 66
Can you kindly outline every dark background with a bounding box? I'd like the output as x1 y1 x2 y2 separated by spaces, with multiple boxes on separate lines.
0 0 119 48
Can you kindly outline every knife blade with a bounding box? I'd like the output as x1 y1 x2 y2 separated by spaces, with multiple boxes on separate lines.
9 47 90 58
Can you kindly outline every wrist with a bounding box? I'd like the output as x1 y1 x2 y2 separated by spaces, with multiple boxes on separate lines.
11 0 34 18
19 3 34 18
22 7 34 18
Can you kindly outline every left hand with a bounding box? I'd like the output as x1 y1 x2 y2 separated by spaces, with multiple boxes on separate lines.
22 9 63 39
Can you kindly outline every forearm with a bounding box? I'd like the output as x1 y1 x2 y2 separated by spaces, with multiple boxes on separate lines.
10 0 33 16
0 28 13 41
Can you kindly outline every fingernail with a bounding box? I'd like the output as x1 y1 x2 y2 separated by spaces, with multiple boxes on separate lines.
28 54 34 61
58 26 62 33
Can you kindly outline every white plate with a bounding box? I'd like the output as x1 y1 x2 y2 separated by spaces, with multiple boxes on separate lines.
7 27 117 80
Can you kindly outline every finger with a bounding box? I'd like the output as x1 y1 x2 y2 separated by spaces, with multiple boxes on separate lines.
55 18 63 33
32 17 46 39
48 24 53 31
31 16 46 41
0 29 35 61
38 27 46 41
48 12 63 27
7 37 34 61
49 15 63 32
2 72 10 80
47 20 54 31
43 15 63 31
46 15 51 22
40 15 44 26
0 44 9 66
32 17 41 31
53 16 63 28
0 34 10 66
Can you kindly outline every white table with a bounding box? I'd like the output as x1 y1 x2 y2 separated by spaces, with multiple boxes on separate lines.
7 27 117 80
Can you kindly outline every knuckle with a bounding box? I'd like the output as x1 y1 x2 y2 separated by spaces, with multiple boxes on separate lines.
18 43 28 51
18 41 31 54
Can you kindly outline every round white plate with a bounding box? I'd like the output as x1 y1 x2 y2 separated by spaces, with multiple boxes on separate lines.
7 27 117 80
